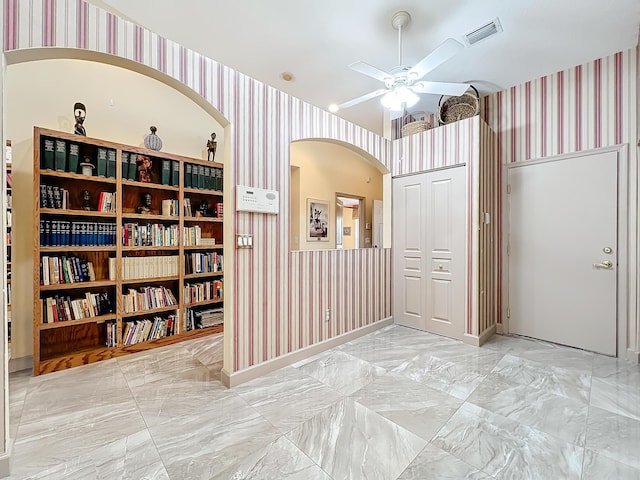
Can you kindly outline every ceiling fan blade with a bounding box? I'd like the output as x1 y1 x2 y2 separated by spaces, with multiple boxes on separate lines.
349 61 392 82
408 38 464 80
336 88 389 110
412 81 470 96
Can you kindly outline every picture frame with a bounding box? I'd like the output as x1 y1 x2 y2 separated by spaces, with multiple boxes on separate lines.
307 198 329 241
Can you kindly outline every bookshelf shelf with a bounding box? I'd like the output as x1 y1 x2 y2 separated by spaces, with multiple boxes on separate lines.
184 217 223 224
121 275 180 284
33 126 225 375
184 271 224 280
41 169 117 184
40 280 115 291
40 208 116 218
185 298 224 308
183 244 224 250
39 313 117 330
121 305 178 318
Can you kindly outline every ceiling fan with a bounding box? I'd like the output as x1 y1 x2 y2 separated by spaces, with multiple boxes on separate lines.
329 11 470 116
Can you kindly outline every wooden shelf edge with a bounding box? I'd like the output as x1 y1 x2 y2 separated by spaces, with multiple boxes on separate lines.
184 187 223 195
121 180 179 192
39 314 117 330
40 208 116 217
40 280 115 291
183 244 224 250
40 169 117 184
40 246 116 252
185 299 224 308
36 325 223 375
183 217 223 223
121 276 180 284
121 305 179 318
184 271 224 279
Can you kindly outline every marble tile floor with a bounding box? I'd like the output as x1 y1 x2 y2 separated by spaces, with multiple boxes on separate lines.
6 325 640 479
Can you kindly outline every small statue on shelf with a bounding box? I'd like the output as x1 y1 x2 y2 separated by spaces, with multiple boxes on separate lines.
73 102 87 136
137 154 152 183
207 132 217 161
137 192 153 214
196 199 209 217
81 189 92 211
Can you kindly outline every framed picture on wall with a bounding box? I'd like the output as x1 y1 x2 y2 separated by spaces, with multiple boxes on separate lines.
307 198 329 241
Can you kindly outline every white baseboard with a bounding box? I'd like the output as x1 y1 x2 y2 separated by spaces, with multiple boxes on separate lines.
627 348 640 364
221 317 394 387
9 356 32 374
463 324 497 347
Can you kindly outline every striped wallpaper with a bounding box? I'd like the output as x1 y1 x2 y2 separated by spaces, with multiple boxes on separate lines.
5 0 639 367
4 0 392 373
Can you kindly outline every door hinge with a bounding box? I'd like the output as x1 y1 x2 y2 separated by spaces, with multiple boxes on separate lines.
506 184 511 194
507 243 510 256
507 308 510 319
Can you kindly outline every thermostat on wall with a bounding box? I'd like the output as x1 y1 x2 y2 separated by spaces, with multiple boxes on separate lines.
236 185 279 214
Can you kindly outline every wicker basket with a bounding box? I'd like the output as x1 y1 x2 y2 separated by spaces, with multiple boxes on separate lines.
437 85 480 125
401 111 431 137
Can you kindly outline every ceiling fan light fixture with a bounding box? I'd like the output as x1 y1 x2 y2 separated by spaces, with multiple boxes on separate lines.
381 86 419 111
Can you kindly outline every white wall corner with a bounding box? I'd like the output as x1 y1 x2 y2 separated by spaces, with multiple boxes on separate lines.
0 452 10 478
627 348 640 364
496 323 505 334
463 323 497 347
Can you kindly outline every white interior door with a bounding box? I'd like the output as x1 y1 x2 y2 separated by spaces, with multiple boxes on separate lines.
425 167 466 339
393 176 425 330
508 150 618 355
393 167 466 339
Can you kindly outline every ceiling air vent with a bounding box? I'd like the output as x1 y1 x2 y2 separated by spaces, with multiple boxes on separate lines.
464 17 503 47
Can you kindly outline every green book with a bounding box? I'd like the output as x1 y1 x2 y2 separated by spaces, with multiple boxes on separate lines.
171 160 179 187
54 139 67 171
161 159 171 185
106 149 116 178
127 153 138 181
121 152 129 179
185 163 192 188
198 166 205 189
68 143 80 173
96 148 107 177
204 167 211 190
43 138 55 170
214 167 222 191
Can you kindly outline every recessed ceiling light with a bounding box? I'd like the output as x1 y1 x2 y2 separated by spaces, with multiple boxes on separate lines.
280 72 294 82
328 103 339 113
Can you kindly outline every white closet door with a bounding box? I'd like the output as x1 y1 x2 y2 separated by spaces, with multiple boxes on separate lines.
393 166 466 339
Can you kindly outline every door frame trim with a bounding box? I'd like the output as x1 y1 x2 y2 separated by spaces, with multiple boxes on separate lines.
502 144 632 358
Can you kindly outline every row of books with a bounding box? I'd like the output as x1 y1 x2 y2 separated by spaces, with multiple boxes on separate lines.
41 292 114 323
122 223 180 247
161 199 179 217
123 314 177 346
40 220 117 247
185 164 223 191
184 252 223 275
122 285 178 313
40 255 96 285
106 321 117 347
39 184 70 209
42 137 118 178
185 307 223 331
109 255 180 281
183 226 202 246
97 192 117 213
183 198 223 218
184 280 223 305
159 159 180 186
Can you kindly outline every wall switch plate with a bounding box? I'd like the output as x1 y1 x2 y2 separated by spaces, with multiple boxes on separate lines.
236 234 254 249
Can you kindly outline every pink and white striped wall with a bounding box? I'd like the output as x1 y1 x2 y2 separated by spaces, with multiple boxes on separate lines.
4 0 393 373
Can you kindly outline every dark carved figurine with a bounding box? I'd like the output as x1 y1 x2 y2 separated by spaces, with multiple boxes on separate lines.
207 133 217 161
197 199 209 217
137 192 153 214
81 189 92 211
74 102 87 136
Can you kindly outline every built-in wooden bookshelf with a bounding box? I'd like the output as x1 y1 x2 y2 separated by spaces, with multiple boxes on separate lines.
33 127 224 375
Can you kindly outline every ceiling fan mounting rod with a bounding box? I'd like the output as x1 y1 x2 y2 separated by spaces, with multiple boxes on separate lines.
392 11 411 67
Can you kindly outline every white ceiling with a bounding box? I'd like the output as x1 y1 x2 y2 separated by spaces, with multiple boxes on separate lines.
92 0 640 137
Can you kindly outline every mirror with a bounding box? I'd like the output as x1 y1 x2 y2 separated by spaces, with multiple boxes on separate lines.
290 140 384 251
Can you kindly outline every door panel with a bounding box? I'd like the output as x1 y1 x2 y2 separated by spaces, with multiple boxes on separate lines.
425 168 466 338
393 167 466 339
393 178 426 329
508 150 618 355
